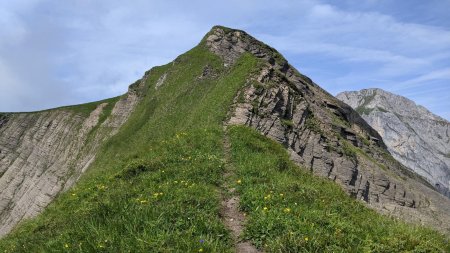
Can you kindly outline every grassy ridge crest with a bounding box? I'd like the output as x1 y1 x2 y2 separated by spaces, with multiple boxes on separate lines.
0 41 448 252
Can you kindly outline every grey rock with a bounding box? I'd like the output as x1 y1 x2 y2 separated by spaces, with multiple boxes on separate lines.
155 73 167 90
1 25 450 238
0 74 146 237
207 26 450 234
337 89 450 198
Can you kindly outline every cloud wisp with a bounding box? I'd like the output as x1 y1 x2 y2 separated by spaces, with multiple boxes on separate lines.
0 0 449 119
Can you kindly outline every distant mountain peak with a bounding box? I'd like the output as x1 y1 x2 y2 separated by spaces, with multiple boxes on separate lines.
337 88 450 198
338 88 448 122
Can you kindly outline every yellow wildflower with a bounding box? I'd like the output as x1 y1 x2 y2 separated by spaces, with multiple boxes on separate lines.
283 208 291 213
198 248 204 252
263 207 268 211
304 237 309 241
64 243 69 248
236 179 242 184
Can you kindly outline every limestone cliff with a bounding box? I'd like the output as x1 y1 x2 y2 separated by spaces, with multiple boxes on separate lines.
1 26 450 238
206 26 450 233
337 88 450 198
0 78 146 237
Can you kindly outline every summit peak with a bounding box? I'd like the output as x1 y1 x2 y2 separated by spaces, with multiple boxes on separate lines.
203 25 287 67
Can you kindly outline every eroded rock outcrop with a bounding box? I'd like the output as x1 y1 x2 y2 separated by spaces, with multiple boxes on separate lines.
337 88 450 198
2 25 450 238
206 26 450 233
0 77 147 237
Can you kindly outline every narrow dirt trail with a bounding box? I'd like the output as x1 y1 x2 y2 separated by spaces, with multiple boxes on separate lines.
221 126 262 253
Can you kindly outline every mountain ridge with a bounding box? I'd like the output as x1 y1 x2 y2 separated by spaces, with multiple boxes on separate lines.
0 26 449 252
0 81 143 237
206 26 450 228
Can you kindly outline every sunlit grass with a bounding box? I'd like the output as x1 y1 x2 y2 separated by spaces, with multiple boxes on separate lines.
0 36 448 253
0 44 258 252
229 126 449 252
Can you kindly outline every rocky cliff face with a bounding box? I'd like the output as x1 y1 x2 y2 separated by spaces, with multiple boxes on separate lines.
0 79 146 237
337 88 450 198
1 26 450 238
206 27 450 233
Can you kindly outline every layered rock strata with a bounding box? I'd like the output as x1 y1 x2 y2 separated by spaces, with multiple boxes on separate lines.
0 78 146 237
205 26 450 233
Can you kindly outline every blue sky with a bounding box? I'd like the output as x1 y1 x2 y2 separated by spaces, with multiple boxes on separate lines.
1 0 449 120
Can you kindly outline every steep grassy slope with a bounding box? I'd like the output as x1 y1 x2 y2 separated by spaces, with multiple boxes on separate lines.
0 44 260 252
214 26 450 232
230 126 449 252
0 94 135 236
0 27 449 252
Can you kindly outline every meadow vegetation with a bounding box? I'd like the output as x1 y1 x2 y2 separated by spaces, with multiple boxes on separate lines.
0 42 448 253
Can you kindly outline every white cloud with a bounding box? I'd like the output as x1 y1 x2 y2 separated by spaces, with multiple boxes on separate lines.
258 2 450 68
390 68 450 91
403 68 450 84
0 9 27 47
0 0 448 119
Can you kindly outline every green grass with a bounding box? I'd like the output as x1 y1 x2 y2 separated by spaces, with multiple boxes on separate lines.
355 106 390 115
341 140 358 159
96 98 118 125
340 139 390 171
355 91 382 116
0 43 259 252
0 32 448 253
356 106 374 115
304 113 323 134
61 96 121 117
281 119 294 129
27 96 121 117
229 126 449 252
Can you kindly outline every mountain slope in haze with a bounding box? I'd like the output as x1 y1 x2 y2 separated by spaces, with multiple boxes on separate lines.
0 26 449 252
337 88 450 198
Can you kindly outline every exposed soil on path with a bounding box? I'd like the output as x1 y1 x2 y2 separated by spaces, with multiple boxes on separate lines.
221 126 262 253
